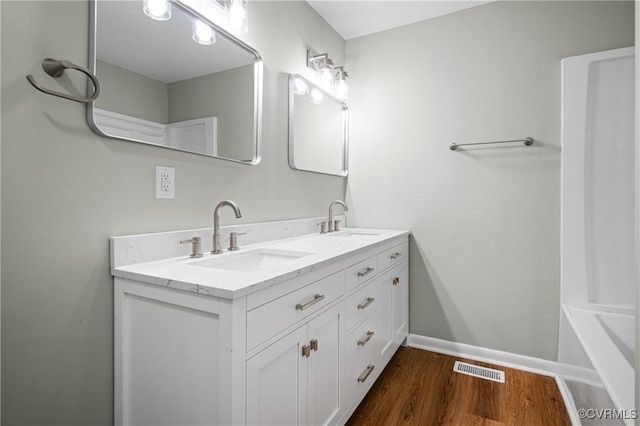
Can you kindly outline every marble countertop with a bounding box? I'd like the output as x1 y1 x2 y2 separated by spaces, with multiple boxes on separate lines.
112 227 409 299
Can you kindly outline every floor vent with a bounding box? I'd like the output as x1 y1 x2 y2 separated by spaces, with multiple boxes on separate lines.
453 361 505 383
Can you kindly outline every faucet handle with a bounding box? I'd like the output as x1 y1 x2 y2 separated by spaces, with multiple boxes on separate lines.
228 232 240 251
180 236 203 258
318 220 327 234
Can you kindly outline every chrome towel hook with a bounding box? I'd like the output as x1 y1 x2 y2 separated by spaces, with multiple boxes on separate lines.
26 58 100 103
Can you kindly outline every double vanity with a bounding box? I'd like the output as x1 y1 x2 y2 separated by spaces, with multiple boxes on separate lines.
93 0 399 422
111 214 409 425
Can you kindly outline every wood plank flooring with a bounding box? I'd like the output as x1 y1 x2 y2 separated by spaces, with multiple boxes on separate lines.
346 347 571 426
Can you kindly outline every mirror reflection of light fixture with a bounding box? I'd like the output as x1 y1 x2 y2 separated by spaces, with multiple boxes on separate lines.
334 67 349 101
193 19 216 45
293 77 308 95
143 0 171 20
227 0 248 34
310 88 324 104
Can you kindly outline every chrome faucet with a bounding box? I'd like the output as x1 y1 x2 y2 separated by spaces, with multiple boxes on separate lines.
212 200 242 254
327 200 348 233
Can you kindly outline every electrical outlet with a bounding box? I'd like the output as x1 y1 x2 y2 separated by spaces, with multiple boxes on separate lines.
155 166 175 199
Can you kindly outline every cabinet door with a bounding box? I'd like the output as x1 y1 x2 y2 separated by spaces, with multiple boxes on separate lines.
307 303 344 426
246 326 309 426
377 271 393 361
391 261 408 345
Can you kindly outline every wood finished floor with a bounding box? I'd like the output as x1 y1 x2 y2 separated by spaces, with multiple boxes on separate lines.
346 347 571 426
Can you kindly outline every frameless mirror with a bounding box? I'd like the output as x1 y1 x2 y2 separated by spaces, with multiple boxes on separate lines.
88 0 262 163
288 74 348 176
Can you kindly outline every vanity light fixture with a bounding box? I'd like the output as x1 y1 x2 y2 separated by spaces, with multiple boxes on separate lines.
334 67 349 101
143 0 172 21
193 19 216 45
307 50 349 101
308 51 334 91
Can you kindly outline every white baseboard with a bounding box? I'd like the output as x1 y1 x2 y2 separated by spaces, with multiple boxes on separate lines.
407 334 558 377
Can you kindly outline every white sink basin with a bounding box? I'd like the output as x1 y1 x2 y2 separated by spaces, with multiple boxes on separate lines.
189 248 313 273
326 230 382 238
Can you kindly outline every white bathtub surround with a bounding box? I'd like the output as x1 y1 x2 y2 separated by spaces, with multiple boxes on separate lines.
561 307 635 414
111 219 410 425
559 46 636 425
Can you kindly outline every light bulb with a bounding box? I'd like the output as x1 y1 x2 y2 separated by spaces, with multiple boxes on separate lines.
310 88 323 104
193 20 216 45
334 68 349 100
335 79 348 101
228 0 248 34
320 68 333 92
293 78 308 95
143 0 171 21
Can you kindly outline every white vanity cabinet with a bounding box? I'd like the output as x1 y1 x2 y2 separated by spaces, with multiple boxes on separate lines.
113 230 409 426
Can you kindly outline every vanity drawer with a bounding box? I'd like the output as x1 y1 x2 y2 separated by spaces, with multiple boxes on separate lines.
345 311 378 372
344 357 378 410
345 279 379 332
377 241 408 272
246 271 343 351
345 255 378 293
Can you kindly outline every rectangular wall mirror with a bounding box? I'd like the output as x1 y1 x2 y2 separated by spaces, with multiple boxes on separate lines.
288 74 349 177
88 0 262 164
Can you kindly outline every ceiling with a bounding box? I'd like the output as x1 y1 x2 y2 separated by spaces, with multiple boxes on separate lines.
305 1 492 40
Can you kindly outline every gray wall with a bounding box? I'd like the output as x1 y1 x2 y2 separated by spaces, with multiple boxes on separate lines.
345 1 634 361
0 1 344 424
96 60 169 123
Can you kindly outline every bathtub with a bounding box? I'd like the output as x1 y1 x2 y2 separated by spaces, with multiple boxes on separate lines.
559 46 636 425
559 306 635 425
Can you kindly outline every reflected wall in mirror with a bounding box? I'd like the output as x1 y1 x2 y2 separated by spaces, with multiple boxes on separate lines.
288 74 349 177
88 0 262 164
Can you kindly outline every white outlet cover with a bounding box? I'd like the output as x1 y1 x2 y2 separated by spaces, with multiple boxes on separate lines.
155 166 175 199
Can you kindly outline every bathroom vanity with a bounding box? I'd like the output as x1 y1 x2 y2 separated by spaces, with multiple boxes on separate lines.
110 217 409 425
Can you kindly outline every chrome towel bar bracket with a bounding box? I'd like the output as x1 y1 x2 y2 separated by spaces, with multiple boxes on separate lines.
26 58 101 103
450 137 533 151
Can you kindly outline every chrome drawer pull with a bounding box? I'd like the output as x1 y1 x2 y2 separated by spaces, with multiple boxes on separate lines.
357 267 374 277
295 293 325 311
392 277 400 286
357 364 375 382
357 297 375 310
302 345 311 358
310 339 318 351
390 252 402 259
357 331 375 346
